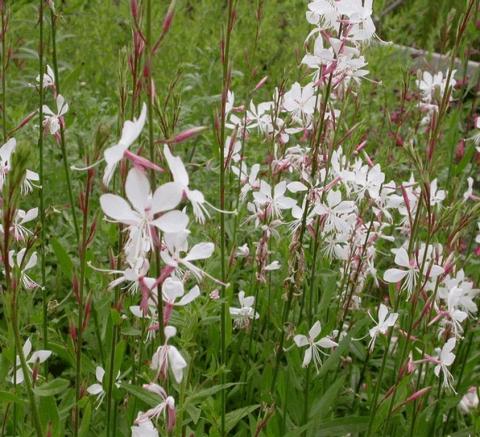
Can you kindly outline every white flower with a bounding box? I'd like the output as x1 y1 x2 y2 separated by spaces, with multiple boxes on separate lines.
131 417 159 437
283 82 316 121
86 366 119 408
162 277 200 307
163 144 210 223
10 338 51 385
314 189 356 234
0 208 39 241
429 179 446 206
306 0 339 30
253 180 297 218
151 326 187 384
42 94 68 135
337 0 376 42
383 247 443 296
134 383 176 431
103 103 147 186
36 65 55 89
416 70 456 104
235 243 249 258
100 168 187 263
433 337 456 390
160 231 216 282
22 170 40 195
229 291 259 329
293 321 337 372
246 100 274 133
458 387 479 414
234 163 260 201
0 138 16 189
8 248 39 289
463 177 474 202
368 304 398 350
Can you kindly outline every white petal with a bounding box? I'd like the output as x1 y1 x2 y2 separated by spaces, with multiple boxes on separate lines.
95 366 105 383
394 248 410 268
23 338 32 358
163 145 189 187
152 210 189 233
302 347 313 367
151 182 184 214
125 168 151 213
185 242 214 262
100 194 139 225
293 334 308 347
119 103 147 147
168 346 187 383
316 337 338 349
308 321 322 340
28 350 52 364
87 383 104 396
177 285 200 306
383 268 408 283
377 304 388 324
162 278 185 302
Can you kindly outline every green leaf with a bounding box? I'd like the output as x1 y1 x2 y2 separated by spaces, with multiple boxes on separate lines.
122 383 162 407
225 404 260 434
39 396 60 436
0 390 27 405
51 238 74 280
79 402 92 437
318 269 338 320
184 382 239 406
34 378 71 397
309 375 345 420
317 335 350 379
286 416 369 437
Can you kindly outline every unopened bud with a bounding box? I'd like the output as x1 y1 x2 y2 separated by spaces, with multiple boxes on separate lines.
254 76 268 91
162 126 207 145
162 0 176 36
130 0 138 19
455 139 465 162
72 274 80 304
69 322 78 342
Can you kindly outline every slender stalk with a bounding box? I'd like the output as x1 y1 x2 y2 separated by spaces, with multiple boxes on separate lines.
271 73 333 392
145 0 165 343
49 10 80 243
219 1 235 434
366 293 401 437
11 298 43 436
1 1 6 141
73 187 90 437
37 0 48 361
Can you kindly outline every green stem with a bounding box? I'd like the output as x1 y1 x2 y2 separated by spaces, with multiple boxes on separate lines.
38 0 48 365
49 10 80 243
11 294 44 436
219 1 235 434
1 2 6 141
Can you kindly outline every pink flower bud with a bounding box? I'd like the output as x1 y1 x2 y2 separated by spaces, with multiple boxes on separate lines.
254 76 268 91
130 0 138 19
405 387 431 404
455 139 465 162
162 0 176 36
124 149 164 173
70 322 78 342
164 126 207 145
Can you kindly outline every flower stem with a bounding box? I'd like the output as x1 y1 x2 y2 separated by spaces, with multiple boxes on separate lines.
1 2 7 141
49 9 80 243
11 298 43 436
38 0 48 365
219 1 235 434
